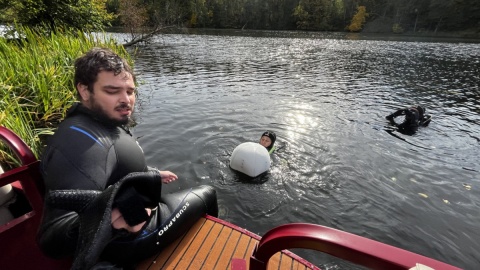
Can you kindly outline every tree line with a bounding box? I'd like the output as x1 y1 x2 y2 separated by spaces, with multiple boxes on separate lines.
110 0 479 34
1 0 479 35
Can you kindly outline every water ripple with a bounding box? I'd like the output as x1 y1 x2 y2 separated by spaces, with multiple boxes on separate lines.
128 31 480 269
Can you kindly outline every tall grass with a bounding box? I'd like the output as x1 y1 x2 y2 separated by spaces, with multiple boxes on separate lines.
0 25 132 167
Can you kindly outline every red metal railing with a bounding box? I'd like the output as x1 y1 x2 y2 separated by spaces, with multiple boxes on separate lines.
248 223 461 270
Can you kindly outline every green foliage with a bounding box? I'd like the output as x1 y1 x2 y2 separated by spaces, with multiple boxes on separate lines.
292 0 338 31
0 25 130 161
4 0 478 33
190 13 198 27
392 23 404 34
347 6 368 32
333 0 345 17
118 0 147 33
6 0 114 32
116 0 480 34
0 0 19 23
105 0 122 26
149 0 191 26
293 4 309 30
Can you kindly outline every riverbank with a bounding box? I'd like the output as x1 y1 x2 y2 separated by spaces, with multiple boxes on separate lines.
148 27 480 44
362 17 480 40
103 23 480 44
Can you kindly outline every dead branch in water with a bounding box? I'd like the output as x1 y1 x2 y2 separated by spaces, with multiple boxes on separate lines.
122 26 175 47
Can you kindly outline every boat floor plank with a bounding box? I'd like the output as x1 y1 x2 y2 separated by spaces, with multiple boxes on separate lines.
136 217 208 270
136 216 318 270
268 252 281 269
203 225 232 269
168 218 215 269
187 222 223 269
292 260 307 270
214 228 242 269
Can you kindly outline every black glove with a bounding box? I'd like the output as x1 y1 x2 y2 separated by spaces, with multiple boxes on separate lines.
387 109 406 120
114 187 149 227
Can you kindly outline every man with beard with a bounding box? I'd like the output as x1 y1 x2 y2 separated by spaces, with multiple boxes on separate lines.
37 48 217 269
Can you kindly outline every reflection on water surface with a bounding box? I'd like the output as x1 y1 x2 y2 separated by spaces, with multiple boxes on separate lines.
126 30 479 269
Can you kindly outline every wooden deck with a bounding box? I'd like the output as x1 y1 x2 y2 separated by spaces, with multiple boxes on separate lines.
136 216 318 270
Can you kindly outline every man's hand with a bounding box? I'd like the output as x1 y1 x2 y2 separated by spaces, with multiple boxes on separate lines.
159 170 178 184
111 207 152 233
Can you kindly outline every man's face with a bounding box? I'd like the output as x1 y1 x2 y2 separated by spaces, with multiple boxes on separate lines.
259 136 272 148
79 70 136 125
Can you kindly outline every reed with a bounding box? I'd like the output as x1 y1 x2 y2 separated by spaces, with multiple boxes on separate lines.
0 25 132 167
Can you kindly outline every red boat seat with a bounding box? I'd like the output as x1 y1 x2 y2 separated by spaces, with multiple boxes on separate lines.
0 126 71 270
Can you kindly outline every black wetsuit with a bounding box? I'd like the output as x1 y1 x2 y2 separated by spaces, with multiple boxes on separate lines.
386 107 422 135
38 103 146 257
38 103 218 268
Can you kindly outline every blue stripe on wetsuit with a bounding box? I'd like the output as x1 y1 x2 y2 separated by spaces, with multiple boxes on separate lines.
70 126 104 147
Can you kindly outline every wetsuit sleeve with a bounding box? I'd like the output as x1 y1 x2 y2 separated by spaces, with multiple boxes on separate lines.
386 109 408 127
391 109 407 118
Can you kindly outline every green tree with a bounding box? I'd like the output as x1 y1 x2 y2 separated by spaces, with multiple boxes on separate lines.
150 0 191 26
293 4 310 30
118 0 148 34
4 0 114 31
120 0 479 33
347 5 368 32
0 0 18 23
293 0 339 31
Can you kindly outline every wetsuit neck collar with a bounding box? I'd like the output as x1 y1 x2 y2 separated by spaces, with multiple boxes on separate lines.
67 103 131 132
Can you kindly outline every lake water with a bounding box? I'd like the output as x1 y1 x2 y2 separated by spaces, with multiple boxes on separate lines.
122 30 479 269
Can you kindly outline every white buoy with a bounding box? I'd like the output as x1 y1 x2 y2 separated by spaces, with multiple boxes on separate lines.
229 142 271 177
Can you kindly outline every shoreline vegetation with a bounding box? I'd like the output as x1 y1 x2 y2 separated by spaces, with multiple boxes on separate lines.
104 0 480 40
142 26 480 42
0 25 131 167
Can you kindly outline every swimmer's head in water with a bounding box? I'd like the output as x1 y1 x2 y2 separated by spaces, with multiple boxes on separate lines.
259 130 276 150
416 105 425 119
